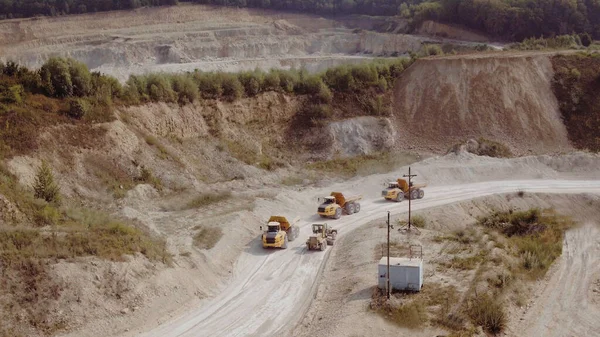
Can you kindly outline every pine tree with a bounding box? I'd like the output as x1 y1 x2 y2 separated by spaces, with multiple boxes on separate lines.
33 160 61 204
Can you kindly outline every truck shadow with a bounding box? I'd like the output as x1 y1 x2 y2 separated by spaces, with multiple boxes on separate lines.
243 237 278 256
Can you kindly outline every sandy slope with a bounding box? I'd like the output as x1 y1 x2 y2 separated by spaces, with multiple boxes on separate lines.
129 178 600 337
508 222 600 337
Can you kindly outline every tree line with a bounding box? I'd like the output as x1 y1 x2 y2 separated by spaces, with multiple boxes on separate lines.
0 0 177 19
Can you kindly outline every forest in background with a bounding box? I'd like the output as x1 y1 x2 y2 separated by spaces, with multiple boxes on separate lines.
1 0 600 41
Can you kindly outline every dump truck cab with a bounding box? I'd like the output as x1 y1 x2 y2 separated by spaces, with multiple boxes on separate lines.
317 192 362 219
382 181 404 201
383 178 426 202
261 216 299 249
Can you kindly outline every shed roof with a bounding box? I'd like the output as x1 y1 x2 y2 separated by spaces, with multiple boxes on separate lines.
378 257 422 267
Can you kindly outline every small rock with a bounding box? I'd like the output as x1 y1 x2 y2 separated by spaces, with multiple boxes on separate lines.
120 308 130 315
133 306 139 312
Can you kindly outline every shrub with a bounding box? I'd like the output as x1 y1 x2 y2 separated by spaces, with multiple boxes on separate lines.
194 72 223 98
67 59 92 97
220 73 244 100
68 98 90 119
239 71 264 96
278 70 297 93
263 71 281 91
579 32 593 47
32 160 61 204
467 293 506 334
171 75 199 104
422 44 444 56
146 74 176 102
39 57 73 98
186 192 232 209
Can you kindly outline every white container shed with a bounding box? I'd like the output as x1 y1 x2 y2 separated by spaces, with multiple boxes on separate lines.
378 257 423 292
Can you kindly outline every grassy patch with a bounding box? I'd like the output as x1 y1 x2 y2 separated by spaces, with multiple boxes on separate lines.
477 208 574 279
466 293 507 334
307 152 418 177
193 226 223 250
135 166 163 192
370 287 427 329
443 251 488 270
185 192 232 209
145 135 183 164
223 140 283 171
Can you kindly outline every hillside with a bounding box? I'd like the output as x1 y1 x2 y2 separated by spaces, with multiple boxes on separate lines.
0 48 600 337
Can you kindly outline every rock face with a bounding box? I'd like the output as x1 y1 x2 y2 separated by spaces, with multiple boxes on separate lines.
392 55 573 155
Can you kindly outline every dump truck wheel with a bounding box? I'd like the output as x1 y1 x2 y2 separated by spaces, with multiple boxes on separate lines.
306 243 311 250
418 189 425 199
395 193 403 202
319 214 327 218
331 232 337 240
320 242 326 251
346 203 355 215
410 189 419 200
354 203 361 213
328 239 334 246
282 236 288 249
334 208 342 219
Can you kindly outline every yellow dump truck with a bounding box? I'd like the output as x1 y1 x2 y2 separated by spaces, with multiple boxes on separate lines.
317 192 362 219
306 223 338 251
382 178 427 202
260 216 300 249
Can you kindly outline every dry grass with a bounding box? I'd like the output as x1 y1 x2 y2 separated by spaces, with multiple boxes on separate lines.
370 287 427 329
466 293 507 334
145 135 183 164
478 208 574 279
306 152 419 177
0 205 169 337
193 226 223 250
185 191 232 209
223 140 284 171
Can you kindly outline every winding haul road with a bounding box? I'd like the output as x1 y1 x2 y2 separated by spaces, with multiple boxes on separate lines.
141 179 600 337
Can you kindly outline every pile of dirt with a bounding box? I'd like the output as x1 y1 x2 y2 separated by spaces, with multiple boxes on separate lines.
392 54 573 155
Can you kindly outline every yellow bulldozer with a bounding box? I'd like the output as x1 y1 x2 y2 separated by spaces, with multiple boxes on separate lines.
260 215 300 249
306 223 337 251
382 178 427 202
317 192 362 219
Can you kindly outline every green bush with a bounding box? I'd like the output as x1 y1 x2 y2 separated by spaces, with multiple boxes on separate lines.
146 74 176 102
171 75 199 104
67 59 92 97
220 73 244 100
194 72 223 98
239 71 264 96
278 70 297 93
40 57 73 98
68 98 90 119
263 71 281 91
32 160 61 205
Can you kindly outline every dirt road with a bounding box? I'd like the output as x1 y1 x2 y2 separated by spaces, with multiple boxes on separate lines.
132 179 600 337
508 222 600 337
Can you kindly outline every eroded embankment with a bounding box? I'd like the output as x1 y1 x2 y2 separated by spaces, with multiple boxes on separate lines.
392 54 573 155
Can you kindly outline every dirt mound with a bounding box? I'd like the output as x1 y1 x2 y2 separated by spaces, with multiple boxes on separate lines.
392 55 573 155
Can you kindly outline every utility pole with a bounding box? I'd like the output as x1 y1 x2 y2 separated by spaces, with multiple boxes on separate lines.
403 166 417 230
386 210 391 299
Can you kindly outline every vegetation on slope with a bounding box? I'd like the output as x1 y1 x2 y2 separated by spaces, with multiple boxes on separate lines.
0 160 169 336
372 207 573 335
552 53 600 152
